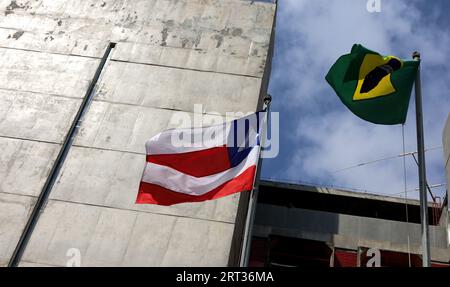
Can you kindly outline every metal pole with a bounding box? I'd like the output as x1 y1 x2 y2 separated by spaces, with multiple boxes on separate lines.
239 95 272 267
412 51 431 267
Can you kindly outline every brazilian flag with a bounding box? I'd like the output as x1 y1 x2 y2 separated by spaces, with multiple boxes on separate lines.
326 44 419 125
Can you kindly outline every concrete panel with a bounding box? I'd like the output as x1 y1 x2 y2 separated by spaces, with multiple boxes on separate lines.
22 200 234 266
0 193 36 265
0 0 274 76
74 101 240 154
255 204 340 235
444 114 450 159
0 0 276 267
94 61 261 114
18 261 58 267
444 113 450 248
0 48 98 98
0 90 81 143
158 216 234 267
111 24 272 77
0 137 59 197
254 204 449 251
443 113 450 198
100 210 234 266
49 146 240 223
388 219 421 245
0 12 113 57
0 0 115 57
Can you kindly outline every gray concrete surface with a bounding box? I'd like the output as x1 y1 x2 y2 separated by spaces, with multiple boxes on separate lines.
22 200 235 266
253 203 450 262
443 113 450 245
0 193 36 265
444 113 449 203
0 0 276 266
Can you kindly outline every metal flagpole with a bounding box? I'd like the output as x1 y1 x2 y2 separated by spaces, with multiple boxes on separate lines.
239 94 272 267
412 51 431 267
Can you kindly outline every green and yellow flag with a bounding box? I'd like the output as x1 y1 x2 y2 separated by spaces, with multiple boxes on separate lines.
326 44 419 125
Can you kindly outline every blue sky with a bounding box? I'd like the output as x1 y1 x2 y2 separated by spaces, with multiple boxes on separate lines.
261 0 450 201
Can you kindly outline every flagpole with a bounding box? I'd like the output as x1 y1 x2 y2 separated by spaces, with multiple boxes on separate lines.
412 51 431 267
239 94 272 267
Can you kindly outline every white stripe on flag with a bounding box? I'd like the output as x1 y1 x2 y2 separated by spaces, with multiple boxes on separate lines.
141 146 259 196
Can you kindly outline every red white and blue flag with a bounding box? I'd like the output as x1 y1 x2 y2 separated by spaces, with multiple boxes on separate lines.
136 112 264 205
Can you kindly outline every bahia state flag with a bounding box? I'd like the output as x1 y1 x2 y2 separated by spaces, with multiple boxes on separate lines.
326 44 419 125
136 112 265 206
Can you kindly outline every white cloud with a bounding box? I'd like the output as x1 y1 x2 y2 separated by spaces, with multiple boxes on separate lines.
265 0 450 200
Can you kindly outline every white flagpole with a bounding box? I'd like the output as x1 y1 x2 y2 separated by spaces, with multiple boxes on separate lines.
239 94 272 267
412 51 431 267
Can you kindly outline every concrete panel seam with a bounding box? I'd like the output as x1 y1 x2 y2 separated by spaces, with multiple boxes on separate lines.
46 197 236 225
0 135 61 146
85 99 241 117
18 260 62 267
0 87 86 101
0 190 37 200
0 45 101 60
72 144 145 156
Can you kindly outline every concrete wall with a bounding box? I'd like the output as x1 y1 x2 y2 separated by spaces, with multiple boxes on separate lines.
444 113 450 204
443 113 450 246
0 0 276 266
253 203 450 263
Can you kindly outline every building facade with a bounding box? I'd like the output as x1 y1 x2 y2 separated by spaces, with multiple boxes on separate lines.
249 180 450 267
0 0 276 266
444 113 450 244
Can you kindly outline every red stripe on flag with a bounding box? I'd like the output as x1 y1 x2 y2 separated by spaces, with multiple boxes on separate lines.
146 145 231 177
136 166 256 205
